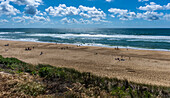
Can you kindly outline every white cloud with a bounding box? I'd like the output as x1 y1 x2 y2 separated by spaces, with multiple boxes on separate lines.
45 4 80 16
138 2 163 11
72 18 79 23
85 7 106 19
23 16 32 19
99 20 111 23
4 0 43 15
108 7 164 21
163 14 170 20
12 16 25 23
108 8 128 15
110 15 115 18
92 18 101 21
33 15 50 22
46 4 106 22
60 17 108 24
0 1 20 16
61 17 70 23
164 3 170 10
106 0 112 2
92 18 110 23
108 8 136 20
24 5 37 15
78 5 106 21
19 0 42 15
12 0 42 7
136 11 163 21
37 12 47 16
79 5 96 11
12 15 50 23
61 17 91 24
138 0 149 2
79 12 91 18
138 2 170 11
120 12 136 20
137 2 170 21
150 2 156 5
0 19 9 22
79 18 92 24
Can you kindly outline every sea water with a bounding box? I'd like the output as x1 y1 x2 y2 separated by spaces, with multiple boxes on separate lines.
0 28 170 51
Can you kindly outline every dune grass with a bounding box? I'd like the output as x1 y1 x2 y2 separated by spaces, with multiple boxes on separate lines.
0 55 170 97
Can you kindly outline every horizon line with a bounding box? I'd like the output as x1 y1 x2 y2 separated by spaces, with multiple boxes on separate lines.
0 27 170 29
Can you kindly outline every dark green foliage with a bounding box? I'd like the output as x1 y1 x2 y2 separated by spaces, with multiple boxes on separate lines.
38 66 55 78
0 55 34 73
0 55 26 65
111 87 129 97
18 82 45 96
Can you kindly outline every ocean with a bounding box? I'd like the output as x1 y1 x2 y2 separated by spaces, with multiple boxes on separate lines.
0 28 170 51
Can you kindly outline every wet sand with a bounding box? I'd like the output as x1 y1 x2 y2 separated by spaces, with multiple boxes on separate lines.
0 40 170 87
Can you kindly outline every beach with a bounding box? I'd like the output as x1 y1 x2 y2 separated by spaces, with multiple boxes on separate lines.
0 40 170 87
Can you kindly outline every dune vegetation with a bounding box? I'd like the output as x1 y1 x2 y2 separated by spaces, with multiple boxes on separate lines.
0 55 170 97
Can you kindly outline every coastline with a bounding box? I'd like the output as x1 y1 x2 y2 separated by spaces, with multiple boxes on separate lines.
1 38 170 52
0 40 170 87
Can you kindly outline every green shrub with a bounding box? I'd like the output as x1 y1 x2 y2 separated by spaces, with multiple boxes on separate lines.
111 87 129 97
38 67 55 78
18 82 45 96
0 56 34 73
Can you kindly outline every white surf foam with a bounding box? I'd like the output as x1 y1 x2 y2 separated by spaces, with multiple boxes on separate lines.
13 32 25 34
127 39 170 43
27 33 170 40
0 38 38 42
0 32 25 34
0 32 11 34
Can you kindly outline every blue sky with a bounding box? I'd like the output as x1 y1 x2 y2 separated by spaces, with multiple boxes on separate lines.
0 0 169 28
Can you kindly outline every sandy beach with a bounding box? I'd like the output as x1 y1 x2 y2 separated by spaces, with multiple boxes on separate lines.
0 40 170 87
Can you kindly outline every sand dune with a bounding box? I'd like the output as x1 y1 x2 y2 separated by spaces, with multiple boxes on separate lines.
0 40 170 87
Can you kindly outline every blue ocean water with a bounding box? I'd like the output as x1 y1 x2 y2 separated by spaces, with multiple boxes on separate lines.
0 28 170 51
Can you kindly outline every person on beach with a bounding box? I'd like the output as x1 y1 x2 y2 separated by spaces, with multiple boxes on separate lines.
4 44 9 46
40 52 43 55
25 47 31 51
115 46 119 50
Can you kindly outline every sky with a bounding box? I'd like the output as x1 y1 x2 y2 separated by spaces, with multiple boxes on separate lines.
0 0 169 28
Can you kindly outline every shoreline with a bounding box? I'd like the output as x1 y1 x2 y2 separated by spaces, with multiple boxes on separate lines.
0 39 170 52
0 40 170 87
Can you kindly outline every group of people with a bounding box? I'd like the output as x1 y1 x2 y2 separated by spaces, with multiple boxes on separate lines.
25 47 32 51
4 43 46 56
115 56 131 62
115 57 125 61
25 46 43 55
4 44 9 52
4 44 9 46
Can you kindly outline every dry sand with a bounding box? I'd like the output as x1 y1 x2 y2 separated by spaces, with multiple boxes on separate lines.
0 40 170 87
